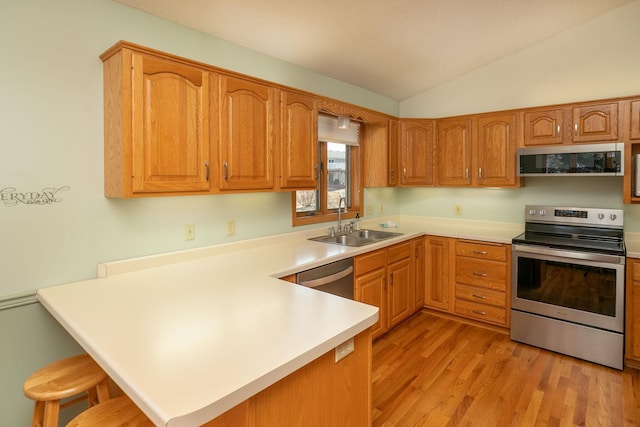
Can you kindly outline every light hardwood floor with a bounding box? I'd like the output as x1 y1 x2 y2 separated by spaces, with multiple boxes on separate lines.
372 311 640 427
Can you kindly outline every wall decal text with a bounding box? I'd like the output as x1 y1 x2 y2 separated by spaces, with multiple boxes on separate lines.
0 186 70 206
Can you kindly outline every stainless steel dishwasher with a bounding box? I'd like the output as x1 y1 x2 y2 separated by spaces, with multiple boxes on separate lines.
296 258 354 299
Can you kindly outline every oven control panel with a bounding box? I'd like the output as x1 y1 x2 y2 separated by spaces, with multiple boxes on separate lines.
525 205 623 228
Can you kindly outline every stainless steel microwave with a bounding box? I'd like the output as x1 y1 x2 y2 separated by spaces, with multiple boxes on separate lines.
517 143 624 177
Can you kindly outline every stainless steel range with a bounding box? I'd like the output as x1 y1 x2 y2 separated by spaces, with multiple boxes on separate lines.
511 205 625 370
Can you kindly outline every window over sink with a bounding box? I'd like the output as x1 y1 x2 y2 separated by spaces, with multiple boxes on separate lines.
292 114 362 227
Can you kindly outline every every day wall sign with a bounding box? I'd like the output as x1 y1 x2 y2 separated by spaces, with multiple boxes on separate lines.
0 187 70 206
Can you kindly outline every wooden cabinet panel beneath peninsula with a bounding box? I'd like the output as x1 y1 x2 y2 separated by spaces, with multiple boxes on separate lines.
204 329 372 427
101 44 212 197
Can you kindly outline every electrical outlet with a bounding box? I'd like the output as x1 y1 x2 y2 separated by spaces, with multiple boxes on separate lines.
226 220 235 236
455 204 462 216
184 224 195 241
366 205 374 215
335 337 355 363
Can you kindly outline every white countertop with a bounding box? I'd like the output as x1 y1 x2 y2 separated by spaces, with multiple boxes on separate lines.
37 215 522 426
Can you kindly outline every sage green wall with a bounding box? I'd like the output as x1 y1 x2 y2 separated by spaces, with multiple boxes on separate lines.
0 1 396 424
398 0 640 232
2 0 639 425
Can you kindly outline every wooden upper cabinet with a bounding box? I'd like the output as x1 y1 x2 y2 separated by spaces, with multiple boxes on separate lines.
631 100 640 140
523 103 619 146
477 113 517 187
219 75 278 191
388 119 399 186
523 109 565 145
399 120 435 186
572 103 618 142
101 44 212 197
363 117 395 188
279 91 318 189
437 118 472 185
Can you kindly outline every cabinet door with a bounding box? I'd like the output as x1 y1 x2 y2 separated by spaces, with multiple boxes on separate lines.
571 103 618 142
363 119 392 188
476 113 517 187
131 52 211 193
437 118 472 185
388 258 412 328
388 119 399 186
523 109 565 145
399 120 435 186
425 236 451 312
280 91 317 189
355 267 387 339
626 260 640 365
412 237 425 311
219 76 277 190
631 100 640 140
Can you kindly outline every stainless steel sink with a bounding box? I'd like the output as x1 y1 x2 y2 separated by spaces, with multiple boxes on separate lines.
308 229 402 247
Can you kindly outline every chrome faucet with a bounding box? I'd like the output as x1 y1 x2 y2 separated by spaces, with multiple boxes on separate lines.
337 197 347 232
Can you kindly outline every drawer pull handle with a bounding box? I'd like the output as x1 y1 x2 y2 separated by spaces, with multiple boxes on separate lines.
472 310 487 316
472 250 487 255
472 293 487 299
473 272 487 277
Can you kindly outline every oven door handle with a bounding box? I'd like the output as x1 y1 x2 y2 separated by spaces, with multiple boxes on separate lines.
512 244 625 265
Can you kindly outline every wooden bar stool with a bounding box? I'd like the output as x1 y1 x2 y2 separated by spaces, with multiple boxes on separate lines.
65 395 153 426
23 354 110 427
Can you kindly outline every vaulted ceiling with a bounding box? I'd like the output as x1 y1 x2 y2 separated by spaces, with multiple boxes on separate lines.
115 0 631 101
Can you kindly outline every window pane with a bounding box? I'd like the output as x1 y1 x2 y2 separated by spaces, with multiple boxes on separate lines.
327 142 348 210
296 189 318 213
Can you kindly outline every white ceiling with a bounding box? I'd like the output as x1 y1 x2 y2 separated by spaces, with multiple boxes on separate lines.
115 0 630 101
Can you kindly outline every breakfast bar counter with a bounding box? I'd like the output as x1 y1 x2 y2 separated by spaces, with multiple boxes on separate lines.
36 215 521 426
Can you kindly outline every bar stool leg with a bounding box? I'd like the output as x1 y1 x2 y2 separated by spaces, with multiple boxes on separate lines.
42 400 60 427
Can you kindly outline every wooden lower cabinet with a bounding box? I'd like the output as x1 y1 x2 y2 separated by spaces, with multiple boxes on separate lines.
354 239 421 339
387 242 413 328
354 249 388 339
412 237 426 311
203 329 371 426
626 259 640 367
424 236 454 312
423 236 511 329
454 240 510 327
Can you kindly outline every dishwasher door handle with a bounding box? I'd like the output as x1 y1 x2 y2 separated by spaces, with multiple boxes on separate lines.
298 266 354 289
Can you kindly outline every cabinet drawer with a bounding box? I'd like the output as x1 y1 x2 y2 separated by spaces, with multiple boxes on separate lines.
388 241 412 264
456 257 507 290
455 284 506 308
455 299 507 326
355 249 387 276
456 240 507 261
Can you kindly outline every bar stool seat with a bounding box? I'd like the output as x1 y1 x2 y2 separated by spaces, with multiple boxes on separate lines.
23 354 110 427
65 395 153 426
